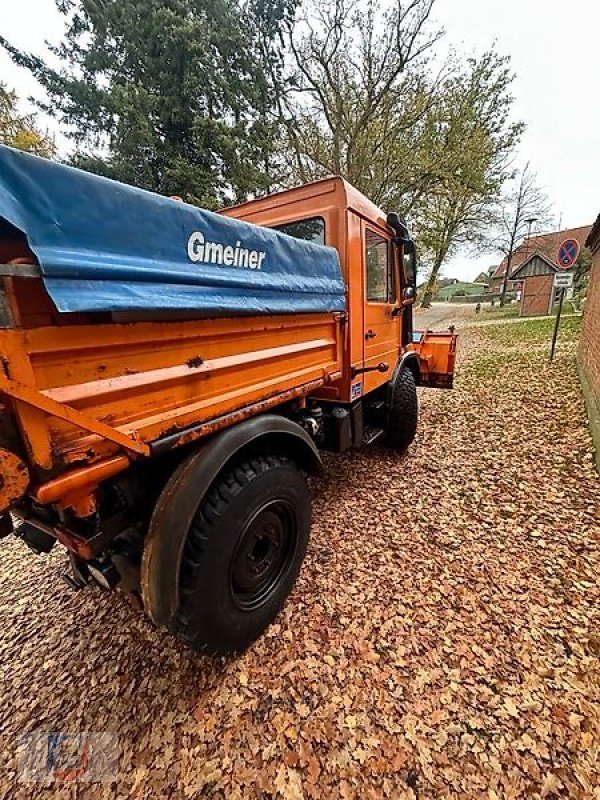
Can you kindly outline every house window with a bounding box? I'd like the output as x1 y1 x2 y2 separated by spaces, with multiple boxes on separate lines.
273 216 325 245
365 229 393 302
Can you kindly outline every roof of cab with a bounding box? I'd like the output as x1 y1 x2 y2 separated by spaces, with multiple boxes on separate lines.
221 176 389 231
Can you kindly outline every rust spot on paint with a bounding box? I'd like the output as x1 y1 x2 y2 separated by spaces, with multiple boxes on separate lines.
0 447 29 514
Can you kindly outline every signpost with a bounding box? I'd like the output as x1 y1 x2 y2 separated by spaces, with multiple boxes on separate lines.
550 238 579 361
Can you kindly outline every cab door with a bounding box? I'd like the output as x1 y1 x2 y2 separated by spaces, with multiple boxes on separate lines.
362 225 401 395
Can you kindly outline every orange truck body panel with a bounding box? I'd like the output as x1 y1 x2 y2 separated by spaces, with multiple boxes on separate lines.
0 176 455 515
0 312 343 509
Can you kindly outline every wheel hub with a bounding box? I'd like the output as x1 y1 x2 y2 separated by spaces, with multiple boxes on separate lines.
230 501 296 611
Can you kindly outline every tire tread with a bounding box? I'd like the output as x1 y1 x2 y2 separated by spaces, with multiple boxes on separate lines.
171 453 304 654
386 368 418 451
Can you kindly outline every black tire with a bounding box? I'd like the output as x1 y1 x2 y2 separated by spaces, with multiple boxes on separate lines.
386 367 418 451
171 454 310 655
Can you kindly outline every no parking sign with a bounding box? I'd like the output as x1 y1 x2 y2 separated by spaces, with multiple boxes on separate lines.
557 238 580 269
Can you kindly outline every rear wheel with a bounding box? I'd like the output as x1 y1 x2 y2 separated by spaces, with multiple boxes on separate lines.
171 453 310 655
386 367 418 451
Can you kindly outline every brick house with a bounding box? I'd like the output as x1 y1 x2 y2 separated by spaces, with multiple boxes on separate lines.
510 253 563 316
490 225 592 297
579 216 600 470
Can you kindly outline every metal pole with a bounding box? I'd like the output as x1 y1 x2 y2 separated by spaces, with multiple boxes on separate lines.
550 287 565 362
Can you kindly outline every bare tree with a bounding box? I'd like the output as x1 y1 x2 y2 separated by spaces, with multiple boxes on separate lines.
492 164 553 306
283 0 443 209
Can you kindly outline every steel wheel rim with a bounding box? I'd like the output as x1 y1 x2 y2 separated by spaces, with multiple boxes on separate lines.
230 499 296 612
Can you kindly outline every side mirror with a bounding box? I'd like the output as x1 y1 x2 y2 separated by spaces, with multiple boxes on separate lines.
386 212 410 242
403 241 417 288
402 286 415 306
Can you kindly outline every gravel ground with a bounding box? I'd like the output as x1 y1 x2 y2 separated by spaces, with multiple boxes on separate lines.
1 318 599 799
413 302 476 331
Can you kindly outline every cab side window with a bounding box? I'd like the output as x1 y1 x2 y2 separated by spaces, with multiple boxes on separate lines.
273 216 325 245
365 229 394 302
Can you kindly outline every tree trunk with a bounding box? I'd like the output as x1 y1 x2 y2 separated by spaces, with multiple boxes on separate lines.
499 251 514 307
420 256 444 308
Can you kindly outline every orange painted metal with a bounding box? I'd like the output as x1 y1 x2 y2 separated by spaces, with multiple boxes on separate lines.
0 371 149 456
0 176 455 519
150 375 338 452
33 455 131 504
12 511 97 559
409 331 458 388
0 447 29 514
223 176 402 401
361 221 402 395
0 298 344 510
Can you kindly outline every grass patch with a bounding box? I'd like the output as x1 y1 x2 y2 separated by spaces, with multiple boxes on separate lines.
480 303 520 319
550 301 576 315
478 315 582 346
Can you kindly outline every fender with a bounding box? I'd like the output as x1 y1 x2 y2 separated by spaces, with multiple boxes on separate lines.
390 351 420 387
141 414 321 627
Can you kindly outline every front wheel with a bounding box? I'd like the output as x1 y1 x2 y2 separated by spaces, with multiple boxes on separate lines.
386 367 418 451
171 453 311 655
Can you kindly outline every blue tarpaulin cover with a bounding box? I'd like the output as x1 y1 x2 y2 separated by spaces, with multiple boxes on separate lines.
0 145 346 315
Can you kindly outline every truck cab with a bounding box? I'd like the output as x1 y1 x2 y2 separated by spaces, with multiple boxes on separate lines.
223 177 456 448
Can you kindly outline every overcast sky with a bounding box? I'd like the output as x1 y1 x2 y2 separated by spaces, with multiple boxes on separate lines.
1 0 597 281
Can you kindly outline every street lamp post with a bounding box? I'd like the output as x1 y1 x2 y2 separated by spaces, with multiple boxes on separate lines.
525 217 538 246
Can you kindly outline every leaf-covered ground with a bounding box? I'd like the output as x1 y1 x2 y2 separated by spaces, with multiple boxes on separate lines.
1 317 599 799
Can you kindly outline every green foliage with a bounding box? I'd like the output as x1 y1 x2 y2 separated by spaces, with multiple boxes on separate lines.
574 247 592 290
283 0 523 313
415 51 524 306
0 0 295 206
0 83 55 157
435 282 485 299
0 0 525 250
481 303 520 319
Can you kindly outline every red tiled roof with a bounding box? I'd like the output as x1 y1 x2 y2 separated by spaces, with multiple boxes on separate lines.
492 225 593 279
586 214 600 251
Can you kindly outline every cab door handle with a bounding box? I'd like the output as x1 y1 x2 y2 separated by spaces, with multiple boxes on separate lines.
365 329 377 340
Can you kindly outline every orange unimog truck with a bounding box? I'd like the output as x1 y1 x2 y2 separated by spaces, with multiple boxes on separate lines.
0 146 455 654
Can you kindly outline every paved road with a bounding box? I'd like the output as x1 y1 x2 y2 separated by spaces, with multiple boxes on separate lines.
1 320 598 797
413 301 476 331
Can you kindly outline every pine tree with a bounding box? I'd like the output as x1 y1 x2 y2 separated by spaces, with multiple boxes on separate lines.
0 0 295 206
